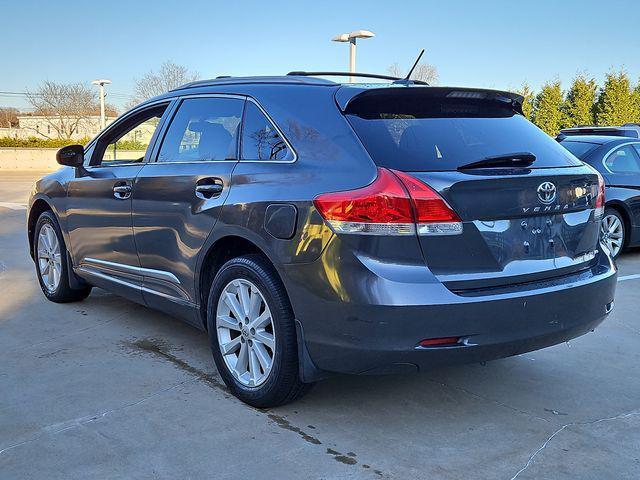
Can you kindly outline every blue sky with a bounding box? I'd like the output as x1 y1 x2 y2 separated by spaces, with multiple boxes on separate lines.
2 0 639 111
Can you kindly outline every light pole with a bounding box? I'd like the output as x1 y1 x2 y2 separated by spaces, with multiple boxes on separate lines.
331 30 375 83
91 79 112 130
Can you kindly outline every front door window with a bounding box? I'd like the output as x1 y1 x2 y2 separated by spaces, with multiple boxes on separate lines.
92 104 167 166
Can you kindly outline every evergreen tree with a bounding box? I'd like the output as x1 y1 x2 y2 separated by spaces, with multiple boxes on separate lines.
516 83 535 120
595 70 638 125
564 73 597 127
532 80 567 135
632 82 640 123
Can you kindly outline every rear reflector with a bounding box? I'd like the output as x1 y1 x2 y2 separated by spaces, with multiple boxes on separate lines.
313 168 463 236
418 337 461 347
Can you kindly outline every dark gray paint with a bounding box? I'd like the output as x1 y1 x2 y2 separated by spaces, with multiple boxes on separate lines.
28 79 618 380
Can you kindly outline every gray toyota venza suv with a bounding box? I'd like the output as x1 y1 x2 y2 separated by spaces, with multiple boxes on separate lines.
28 74 617 407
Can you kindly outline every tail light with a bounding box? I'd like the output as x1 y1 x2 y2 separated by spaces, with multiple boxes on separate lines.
313 168 463 236
594 171 605 218
391 170 463 235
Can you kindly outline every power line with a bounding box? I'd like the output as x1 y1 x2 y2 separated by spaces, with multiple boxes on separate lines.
0 90 135 99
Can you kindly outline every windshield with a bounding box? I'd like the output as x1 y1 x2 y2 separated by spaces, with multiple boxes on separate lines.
347 113 582 171
560 140 599 159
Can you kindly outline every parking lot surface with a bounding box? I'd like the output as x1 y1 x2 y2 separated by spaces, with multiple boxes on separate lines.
1 171 639 479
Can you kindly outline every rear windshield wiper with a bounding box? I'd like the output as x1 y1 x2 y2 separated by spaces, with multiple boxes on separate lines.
457 152 536 170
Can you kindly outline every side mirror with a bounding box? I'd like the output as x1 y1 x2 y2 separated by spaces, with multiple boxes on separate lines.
56 144 85 168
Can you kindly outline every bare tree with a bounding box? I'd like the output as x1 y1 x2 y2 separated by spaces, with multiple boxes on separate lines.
387 62 439 85
130 61 200 106
25 81 98 139
0 107 19 128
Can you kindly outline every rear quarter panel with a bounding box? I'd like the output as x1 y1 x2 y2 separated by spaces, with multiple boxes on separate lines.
195 85 381 315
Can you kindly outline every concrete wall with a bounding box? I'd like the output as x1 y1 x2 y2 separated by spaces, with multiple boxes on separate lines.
0 148 59 171
0 148 145 171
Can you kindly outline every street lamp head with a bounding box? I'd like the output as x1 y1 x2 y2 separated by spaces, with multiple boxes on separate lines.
91 79 112 86
331 33 350 42
348 30 375 39
332 30 375 42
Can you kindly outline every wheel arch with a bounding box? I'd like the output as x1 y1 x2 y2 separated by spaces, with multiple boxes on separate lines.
605 200 632 247
28 198 54 260
197 235 280 330
196 233 324 383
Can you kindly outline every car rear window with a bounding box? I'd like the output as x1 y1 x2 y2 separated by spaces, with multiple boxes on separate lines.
560 140 599 159
344 91 582 171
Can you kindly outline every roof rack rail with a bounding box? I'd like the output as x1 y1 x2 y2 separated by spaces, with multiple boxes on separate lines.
286 71 428 85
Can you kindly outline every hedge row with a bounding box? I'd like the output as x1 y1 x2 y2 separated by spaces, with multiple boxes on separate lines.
0 137 147 150
0 137 91 148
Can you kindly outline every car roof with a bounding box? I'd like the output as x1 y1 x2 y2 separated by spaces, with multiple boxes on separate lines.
136 75 525 116
172 75 339 91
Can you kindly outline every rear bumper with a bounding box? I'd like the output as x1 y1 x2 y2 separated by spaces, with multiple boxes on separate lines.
284 248 617 377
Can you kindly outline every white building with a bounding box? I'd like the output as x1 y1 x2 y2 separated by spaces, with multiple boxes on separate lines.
0 114 117 140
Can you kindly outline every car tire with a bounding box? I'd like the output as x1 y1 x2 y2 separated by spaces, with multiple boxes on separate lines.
207 254 312 407
33 211 92 303
601 208 626 258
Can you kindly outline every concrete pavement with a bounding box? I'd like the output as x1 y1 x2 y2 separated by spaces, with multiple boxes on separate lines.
1 171 639 479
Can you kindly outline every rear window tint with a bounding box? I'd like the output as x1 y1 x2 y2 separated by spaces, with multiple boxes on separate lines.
345 94 582 171
560 140 599 159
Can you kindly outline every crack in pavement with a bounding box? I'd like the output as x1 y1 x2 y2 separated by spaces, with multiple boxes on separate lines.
509 410 640 480
616 321 640 336
124 337 389 478
424 377 551 424
0 380 190 456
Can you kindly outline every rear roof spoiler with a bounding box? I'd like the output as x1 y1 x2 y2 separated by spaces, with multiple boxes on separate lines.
335 86 524 115
560 126 640 138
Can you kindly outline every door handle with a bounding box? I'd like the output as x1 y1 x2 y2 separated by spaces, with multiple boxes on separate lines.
113 183 132 199
195 179 223 199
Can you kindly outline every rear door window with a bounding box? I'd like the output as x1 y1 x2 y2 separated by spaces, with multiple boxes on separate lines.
157 97 243 162
241 101 294 162
345 90 581 171
604 144 640 174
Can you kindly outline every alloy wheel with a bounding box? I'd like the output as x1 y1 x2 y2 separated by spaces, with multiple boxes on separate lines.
601 214 624 257
216 279 276 387
37 223 62 293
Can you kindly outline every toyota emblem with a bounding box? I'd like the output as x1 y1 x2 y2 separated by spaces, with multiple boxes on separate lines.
537 182 557 204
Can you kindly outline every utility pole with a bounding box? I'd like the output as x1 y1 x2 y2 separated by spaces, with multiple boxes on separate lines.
349 38 356 79
91 79 112 130
332 30 375 83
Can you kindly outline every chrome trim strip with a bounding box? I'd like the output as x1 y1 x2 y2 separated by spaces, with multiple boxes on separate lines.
85 162 146 169
77 266 142 290
82 257 180 284
146 160 235 165
140 285 197 308
171 93 298 164
76 266 196 308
